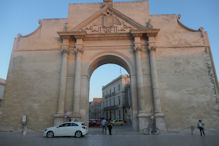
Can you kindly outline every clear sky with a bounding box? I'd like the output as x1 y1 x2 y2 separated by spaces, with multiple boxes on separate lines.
0 0 218 101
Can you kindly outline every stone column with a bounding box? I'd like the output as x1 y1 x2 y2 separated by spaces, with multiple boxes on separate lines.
148 36 166 130
80 74 89 124
133 36 149 131
72 38 83 120
54 37 69 126
130 74 138 130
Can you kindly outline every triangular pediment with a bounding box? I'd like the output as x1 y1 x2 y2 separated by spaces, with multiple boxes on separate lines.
71 6 146 34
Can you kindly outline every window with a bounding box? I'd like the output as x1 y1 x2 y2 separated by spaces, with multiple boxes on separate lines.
59 123 70 127
118 84 120 91
118 96 120 105
70 123 78 126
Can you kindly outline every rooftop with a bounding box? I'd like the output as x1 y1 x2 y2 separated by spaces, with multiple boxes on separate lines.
102 74 129 89
93 98 102 103
0 78 6 84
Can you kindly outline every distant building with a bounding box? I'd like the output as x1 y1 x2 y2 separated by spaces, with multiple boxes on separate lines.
89 98 102 120
0 78 6 101
101 75 131 123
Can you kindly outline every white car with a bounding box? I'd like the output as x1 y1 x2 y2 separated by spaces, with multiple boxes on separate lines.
43 122 88 138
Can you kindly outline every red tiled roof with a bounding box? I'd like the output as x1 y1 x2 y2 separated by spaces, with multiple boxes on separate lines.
93 98 102 103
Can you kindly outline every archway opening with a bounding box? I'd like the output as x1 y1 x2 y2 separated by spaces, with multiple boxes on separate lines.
88 55 133 130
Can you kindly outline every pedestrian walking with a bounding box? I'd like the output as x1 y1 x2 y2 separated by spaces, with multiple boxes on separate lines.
197 120 205 136
101 118 106 134
107 119 113 135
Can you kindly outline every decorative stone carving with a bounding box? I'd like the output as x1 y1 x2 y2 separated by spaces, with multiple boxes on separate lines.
148 37 157 51
63 23 68 32
146 19 153 29
60 46 69 54
134 46 143 52
83 13 134 34
148 46 156 51
72 47 84 54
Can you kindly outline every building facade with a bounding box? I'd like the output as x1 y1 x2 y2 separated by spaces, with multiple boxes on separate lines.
0 78 6 101
89 98 102 120
101 75 131 123
0 0 218 131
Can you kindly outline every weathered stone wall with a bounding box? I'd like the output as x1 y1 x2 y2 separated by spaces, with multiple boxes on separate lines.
0 18 66 131
157 47 219 130
150 14 219 130
0 51 61 131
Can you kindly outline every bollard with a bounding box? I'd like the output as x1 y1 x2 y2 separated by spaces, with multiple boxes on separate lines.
190 125 195 135
22 115 27 135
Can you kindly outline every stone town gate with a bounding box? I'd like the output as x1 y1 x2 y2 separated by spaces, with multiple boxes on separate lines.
0 0 219 131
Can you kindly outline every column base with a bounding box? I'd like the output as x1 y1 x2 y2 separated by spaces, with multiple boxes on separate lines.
155 112 166 131
54 112 73 126
71 112 81 121
137 112 150 132
54 113 65 126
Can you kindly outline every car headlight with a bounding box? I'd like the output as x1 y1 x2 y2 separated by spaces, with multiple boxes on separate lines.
44 128 47 131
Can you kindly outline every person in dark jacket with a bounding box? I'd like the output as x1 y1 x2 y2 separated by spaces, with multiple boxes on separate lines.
197 120 205 136
107 119 113 135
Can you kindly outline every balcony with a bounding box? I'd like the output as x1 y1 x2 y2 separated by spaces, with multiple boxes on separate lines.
103 105 119 110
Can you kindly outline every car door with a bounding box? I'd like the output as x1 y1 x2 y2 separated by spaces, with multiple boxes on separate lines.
55 123 69 136
69 123 79 136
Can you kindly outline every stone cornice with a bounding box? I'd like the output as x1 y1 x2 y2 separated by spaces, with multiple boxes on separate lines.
131 29 160 37
58 29 160 41
58 31 87 39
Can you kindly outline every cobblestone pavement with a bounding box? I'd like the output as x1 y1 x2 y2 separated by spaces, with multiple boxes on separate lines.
0 126 219 146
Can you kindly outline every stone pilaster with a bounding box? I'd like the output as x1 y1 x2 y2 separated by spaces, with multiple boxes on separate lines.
130 74 138 130
54 37 69 126
133 36 149 131
80 74 89 124
72 38 84 120
148 36 166 130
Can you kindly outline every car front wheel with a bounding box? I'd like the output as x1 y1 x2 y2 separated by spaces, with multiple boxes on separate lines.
75 131 82 138
47 131 54 138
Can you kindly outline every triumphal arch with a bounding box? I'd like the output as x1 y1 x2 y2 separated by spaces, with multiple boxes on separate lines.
0 0 219 131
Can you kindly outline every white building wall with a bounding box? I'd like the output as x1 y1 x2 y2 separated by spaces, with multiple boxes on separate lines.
102 75 130 120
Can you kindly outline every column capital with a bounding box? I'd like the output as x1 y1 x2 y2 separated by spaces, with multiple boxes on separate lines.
147 36 157 51
134 46 143 52
60 46 69 54
148 46 156 51
72 47 84 55
133 36 144 52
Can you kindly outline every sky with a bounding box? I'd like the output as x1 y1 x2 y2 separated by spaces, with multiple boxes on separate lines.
0 0 218 101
